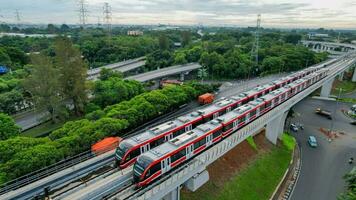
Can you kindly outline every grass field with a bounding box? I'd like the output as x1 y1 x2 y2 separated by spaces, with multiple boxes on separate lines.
182 133 295 200
332 80 356 95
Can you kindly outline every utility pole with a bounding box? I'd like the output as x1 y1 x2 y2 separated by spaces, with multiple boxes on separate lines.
78 0 88 28
103 2 112 37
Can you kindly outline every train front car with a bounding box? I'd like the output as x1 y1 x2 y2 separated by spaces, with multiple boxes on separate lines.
133 120 223 187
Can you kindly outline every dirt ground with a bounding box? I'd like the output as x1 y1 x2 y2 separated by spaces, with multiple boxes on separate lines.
181 130 274 198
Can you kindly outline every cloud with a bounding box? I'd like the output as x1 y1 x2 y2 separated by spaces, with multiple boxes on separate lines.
0 0 355 28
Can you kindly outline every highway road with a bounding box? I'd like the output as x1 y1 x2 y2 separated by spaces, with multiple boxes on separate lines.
125 63 201 82
290 98 356 200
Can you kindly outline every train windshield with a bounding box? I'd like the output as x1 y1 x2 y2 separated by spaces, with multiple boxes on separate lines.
133 155 152 182
116 141 132 160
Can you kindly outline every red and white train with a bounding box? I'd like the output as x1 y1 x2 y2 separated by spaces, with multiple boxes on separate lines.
133 69 329 187
115 64 327 169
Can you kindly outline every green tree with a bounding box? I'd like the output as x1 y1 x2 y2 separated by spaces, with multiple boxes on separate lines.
197 67 208 82
338 168 356 200
158 33 169 50
0 48 11 67
99 68 123 81
284 34 302 45
54 37 88 116
173 52 187 65
0 113 20 140
181 31 192 47
23 54 63 122
261 56 285 75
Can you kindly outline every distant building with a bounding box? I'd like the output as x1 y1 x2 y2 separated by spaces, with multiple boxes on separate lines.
173 42 182 47
308 32 329 39
0 32 58 38
127 30 143 36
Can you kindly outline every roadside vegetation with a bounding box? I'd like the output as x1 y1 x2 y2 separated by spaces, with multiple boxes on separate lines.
0 82 216 184
338 167 356 200
182 133 295 200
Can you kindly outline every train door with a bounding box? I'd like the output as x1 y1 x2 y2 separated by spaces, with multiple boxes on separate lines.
233 120 238 131
271 99 275 108
256 107 260 117
185 124 192 132
206 134 213 146
161 157 171 174
226 107 231 113
165 133 173 141
245 113 250 123
213 112 219 119
140 143 150 154
186 144 194 159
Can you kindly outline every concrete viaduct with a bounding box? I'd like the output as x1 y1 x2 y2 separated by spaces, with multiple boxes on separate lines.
301 40 356 55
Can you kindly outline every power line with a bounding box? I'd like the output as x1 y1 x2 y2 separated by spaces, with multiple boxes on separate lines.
78 0 88 27
103 2 112 36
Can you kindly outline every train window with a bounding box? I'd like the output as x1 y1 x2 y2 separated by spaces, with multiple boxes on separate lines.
151 163 161 174
151 136 165 148
213 130 221 139
173 128 184 138
200 138 206 146
250 109 256 117
225 122 233 131
260 104 265 111
171 153 180 163
194 140 200 149
240 116 246 123
126 148 140 161
266 101 271 108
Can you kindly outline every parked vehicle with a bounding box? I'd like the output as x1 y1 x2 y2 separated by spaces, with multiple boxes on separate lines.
315 108 332 119
92 137 122 155
308 136 318 147
290 123 298 132
198 93 215 105
350 121 356 125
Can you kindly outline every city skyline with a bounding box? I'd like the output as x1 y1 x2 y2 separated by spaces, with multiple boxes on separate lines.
0 0 356 29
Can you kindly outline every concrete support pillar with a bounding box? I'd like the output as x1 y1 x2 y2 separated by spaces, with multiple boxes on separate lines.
266 111 288 145
352 67 356 82
180 72 185 81
338 72 344 81
162 186 180 200
320 78 334 97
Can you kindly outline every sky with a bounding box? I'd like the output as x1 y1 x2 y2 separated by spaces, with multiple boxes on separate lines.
0 0 356 29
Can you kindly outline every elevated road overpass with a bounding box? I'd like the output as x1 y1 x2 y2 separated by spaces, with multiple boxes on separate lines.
301 40 356 55
87 56 146 80
125 63 202 82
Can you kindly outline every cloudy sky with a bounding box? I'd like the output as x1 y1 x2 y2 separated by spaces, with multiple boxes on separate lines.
0 0 356 29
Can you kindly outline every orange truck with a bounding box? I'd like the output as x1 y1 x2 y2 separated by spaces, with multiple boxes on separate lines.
198 93 215 105
91 137 122 155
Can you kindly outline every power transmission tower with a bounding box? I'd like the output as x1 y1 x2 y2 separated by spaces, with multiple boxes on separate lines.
15 9 21 25
251 14 261 67
78 0 88 27
247 14 261 82
103 2 112 36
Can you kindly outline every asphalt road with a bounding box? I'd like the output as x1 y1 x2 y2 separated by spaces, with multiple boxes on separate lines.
290 98 356 200
125 63 201 82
